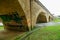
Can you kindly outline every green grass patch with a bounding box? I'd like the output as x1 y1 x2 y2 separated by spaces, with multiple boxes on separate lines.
53 18 60 22
23 24 60 40
0 26 4 30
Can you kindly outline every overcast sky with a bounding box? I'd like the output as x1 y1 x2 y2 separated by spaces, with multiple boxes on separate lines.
39 0 60 16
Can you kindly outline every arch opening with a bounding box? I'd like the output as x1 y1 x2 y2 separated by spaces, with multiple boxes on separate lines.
49 16 51 22
0 11 29 31
36 12 47 24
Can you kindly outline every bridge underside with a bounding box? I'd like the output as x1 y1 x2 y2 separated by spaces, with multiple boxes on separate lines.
0 0 29 31
0 0 53 31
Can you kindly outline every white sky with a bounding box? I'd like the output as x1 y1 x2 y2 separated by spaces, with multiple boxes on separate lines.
0 23 3 25
39 0 60 16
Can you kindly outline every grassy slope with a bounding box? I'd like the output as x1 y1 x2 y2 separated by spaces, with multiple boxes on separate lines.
24 24 60 40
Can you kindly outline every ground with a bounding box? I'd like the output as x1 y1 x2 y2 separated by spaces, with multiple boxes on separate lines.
0 30 25 40
0 26 26 40
0 18 60 40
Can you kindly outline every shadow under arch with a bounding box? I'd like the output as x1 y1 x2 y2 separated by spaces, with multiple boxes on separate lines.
36 12 47 24
0 0 29 31
0 11 29 31
49 16 51 21
49 16 53 22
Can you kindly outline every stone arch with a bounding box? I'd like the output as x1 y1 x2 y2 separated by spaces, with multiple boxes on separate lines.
36 12 47 23
49 16 51 21
0 0 29 31
49 16 53 22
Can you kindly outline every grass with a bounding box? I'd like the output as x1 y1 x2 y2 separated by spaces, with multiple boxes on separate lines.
53 18 60 22
23 24 60 40
0 26 4 30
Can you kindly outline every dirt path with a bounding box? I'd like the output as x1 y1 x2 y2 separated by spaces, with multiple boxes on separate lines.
0 30 24 40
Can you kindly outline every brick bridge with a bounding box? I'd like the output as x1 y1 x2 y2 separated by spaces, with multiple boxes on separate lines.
0 0 53 31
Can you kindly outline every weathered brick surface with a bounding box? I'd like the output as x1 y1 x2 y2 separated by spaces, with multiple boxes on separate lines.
0 0 53 31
